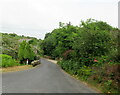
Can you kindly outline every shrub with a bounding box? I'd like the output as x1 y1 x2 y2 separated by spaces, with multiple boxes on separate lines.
77 66 92 80
0 54 20 67
108 50 120 63
62 50 76 60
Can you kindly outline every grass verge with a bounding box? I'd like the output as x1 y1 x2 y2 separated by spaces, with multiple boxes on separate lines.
0 65 33 73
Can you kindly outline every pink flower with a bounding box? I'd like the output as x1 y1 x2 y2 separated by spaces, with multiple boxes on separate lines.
94 59 98 62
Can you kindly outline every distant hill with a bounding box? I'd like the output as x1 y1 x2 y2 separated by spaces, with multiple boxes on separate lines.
1 32 43 59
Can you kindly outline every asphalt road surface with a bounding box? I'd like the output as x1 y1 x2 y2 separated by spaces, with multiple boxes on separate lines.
2 58 98 93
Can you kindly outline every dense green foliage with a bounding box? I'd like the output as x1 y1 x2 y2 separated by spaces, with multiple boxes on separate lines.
1 33 43 60
42 19 118 61
1 32 43 66
58 58 120 93
18 41 35 64
42 19 120 93
42 22 78 58
0 54 20 67
1 33 19 59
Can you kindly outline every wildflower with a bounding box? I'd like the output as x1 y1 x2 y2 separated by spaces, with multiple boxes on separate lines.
94 58 98 62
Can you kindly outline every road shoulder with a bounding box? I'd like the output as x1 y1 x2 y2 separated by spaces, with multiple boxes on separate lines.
0 65 33 73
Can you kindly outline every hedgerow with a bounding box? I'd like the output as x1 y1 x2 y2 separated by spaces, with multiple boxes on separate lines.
43 19 120 93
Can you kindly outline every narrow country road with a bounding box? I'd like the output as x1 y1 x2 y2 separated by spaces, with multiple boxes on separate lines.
2 58 98 93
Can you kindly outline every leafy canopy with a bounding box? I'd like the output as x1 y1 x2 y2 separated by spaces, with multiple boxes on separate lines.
18 41 35 61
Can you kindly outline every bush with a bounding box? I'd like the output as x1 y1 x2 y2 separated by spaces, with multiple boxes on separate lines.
58 59 120 93
0 54 20 67
62 50 76 60
108 50 120 63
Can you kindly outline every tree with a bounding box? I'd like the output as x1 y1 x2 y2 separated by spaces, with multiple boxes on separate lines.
18 41 26 61
44 33 51 39
73 30 111 58
42 22 78 59
73 19 113 58
18 41 35 64
9 33 17 37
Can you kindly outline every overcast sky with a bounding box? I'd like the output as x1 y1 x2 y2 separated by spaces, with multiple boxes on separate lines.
0 0 119 39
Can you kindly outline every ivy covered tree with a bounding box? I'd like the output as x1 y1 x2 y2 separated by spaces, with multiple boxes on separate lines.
18 41 35 64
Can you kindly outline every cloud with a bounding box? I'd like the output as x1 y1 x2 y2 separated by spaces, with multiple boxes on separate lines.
0 0 119 39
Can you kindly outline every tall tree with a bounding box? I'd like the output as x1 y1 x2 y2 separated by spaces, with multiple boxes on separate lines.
18 41 26 61
18 41 35 64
